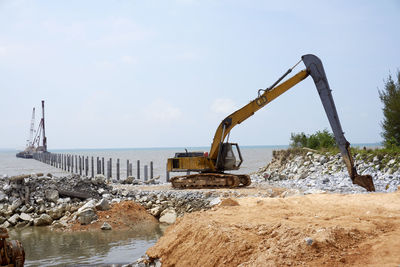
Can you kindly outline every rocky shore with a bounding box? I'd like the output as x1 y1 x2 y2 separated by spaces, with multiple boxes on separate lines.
0 173 238 230
252 149 400 194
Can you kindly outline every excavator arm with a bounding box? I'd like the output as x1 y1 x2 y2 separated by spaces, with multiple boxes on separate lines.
302 54 375 191
209 70 309 159
209 54 375 191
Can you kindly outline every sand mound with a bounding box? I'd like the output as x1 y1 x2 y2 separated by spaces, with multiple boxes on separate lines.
147 191 400 266
220 198 240 206
69 200 157 231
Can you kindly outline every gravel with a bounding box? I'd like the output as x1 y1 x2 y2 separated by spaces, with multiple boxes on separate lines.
252 150 400 194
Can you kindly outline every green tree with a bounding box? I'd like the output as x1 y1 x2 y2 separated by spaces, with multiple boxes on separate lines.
290 129 336 150
290 132 307 148
379 71 400 148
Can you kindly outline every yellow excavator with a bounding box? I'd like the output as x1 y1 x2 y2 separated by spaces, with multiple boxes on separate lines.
167 54 375 192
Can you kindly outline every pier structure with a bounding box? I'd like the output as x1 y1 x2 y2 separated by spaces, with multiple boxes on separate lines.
32 152 154 182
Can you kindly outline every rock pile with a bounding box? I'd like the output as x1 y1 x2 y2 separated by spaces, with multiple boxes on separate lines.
0 173 113 229
111 189 222 224
0 173 227 229
253 149 400 193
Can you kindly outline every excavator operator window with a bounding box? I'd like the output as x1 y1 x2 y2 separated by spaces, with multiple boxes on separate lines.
172 159 180 169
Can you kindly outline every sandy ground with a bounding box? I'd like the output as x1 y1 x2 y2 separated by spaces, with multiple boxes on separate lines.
67 201 158 232
147 189 400 266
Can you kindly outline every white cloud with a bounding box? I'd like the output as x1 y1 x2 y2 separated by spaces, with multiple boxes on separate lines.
144 99 183 123
210 98 237 114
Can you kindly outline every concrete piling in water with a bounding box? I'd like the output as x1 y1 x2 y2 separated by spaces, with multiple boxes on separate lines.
79 156 82 175
126 160 129 178
97 157 100 174
85 157 88 177
102 157 105 175
137 160 140 180
110 158 112 179
166 163 170 182
71 155 74 173
33 152 161 183
144 165 148 182
117 159 120 180
91 157 94 178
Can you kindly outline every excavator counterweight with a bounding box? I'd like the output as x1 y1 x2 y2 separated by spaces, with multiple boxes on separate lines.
168 54 375 192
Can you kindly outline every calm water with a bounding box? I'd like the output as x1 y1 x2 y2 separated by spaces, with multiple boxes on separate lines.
7 223 165 266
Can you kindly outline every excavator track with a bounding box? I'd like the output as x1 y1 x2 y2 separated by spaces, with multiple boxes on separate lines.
170 173 251 189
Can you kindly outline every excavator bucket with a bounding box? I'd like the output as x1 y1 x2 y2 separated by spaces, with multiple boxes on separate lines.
353 174 375 192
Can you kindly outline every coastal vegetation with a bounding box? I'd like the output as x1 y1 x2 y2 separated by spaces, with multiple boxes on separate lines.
379 70 400 148
289 129 336 150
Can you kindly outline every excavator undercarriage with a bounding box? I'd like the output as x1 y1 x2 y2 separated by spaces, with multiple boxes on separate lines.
170 173 251 189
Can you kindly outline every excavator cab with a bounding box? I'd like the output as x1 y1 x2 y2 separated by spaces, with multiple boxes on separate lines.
216 143 243 171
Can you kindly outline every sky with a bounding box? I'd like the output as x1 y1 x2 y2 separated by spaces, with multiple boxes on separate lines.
0 0 399 150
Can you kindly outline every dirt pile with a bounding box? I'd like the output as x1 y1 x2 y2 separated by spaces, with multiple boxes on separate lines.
147 190 400 266
68 200 158 231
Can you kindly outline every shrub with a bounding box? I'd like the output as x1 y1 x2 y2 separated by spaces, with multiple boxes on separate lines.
290 129 336 150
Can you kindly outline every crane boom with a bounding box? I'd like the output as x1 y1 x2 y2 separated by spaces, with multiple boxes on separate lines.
28 108 36 148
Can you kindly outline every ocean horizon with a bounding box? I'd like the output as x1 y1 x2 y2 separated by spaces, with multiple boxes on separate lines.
0 142 382 153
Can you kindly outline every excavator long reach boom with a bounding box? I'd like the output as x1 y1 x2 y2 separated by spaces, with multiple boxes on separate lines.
168 54 375 192
302 55 375 191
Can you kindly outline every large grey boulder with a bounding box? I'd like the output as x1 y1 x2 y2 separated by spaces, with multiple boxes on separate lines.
150 206 161 217
77 199 97 213
101 222 112 230
0 192 7 202
77 209 98 225
1 221 11 228
48 205 66 220
8 214 20 225
209 197 221 206
93 174 106 185
19 213 32 222
9 199 23 212
77 199 98 225
45 189 59 203
2 184 11 194
124 176 134 184
159 209 177 224
34 214 53 226
96 198 110 211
